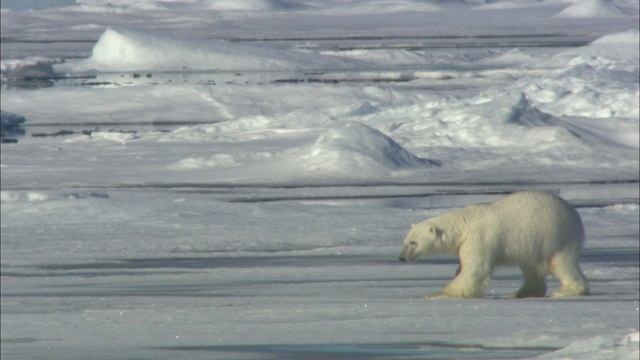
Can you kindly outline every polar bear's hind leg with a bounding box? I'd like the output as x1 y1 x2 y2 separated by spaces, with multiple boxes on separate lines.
513 265 547 298
549 249 589 297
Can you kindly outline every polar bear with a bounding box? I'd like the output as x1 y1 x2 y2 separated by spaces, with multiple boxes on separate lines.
399 191 589 299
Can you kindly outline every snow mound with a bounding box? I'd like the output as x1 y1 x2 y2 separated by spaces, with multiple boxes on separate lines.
538 331 639 360
316 0 442 14
169 152 277 170
82 28 359 71
75 0 299 12
591 29 640 45
472 0 549 10
320 49 426 66
75 0 162 11
297 124 438 176
485 48 534 65
170 154 240 170
581 29 640 61
203 0 300 11
509 96 639 149
554 0 629 18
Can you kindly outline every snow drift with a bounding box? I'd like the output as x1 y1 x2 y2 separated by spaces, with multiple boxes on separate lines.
591 29 640 46
75 0 300 12
79 28 361 71
584 29 640 61
295 123 438 177
167 124 438 180
509 96 639 149
508 95 563 128
554 0 629 18
203 0 301 11
313 0 442 15
539 331 639 360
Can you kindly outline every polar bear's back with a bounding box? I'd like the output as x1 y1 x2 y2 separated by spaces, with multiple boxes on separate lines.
467 191 584 265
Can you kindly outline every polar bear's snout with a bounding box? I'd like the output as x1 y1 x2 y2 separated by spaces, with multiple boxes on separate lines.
399 243 417 262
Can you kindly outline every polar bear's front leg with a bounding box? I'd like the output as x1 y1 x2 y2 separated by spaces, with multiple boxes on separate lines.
437 269 489 299
427 245 492 299
425 292 452 299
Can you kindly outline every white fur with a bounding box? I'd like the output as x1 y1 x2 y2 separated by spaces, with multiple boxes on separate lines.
399 191 589 299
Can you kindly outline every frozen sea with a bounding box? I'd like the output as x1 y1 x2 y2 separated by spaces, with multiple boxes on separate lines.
1 1 639 359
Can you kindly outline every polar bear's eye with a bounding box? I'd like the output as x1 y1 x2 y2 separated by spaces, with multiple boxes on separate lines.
409 241 416 246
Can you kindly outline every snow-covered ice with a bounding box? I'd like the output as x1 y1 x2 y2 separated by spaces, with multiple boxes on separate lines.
1 1 638 359
540 331 639 360
67 27 364 72
554 0 631 19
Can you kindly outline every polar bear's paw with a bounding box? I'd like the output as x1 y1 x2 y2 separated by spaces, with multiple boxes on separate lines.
512 286 547 298
425 292 453 300
551 284 589 298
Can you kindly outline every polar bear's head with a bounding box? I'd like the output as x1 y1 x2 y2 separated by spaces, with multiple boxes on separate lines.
399 223 445 261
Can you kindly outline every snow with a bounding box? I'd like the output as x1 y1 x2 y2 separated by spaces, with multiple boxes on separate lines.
71 27 362 72
539 331 639 360
168 124 438 178
509 95 639 149
310 0 443 15
554 0 630 18
1 1 639 359
583 28 640 61
293 123 438 177
591 28 640 45
75 0 441 14
74 0 302 12
202 0 302 11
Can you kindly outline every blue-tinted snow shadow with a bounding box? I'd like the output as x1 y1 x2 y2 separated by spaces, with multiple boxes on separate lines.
154 341 557 360
32 254 458 271
581 247 640 267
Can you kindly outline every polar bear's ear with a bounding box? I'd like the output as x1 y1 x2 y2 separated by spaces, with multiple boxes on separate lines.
429 225 443 238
